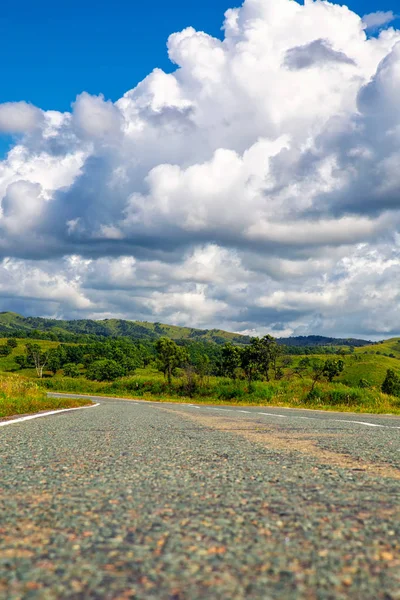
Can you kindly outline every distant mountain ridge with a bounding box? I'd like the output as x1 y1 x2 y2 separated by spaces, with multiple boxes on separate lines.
0 312 251 345
0 312 373 347
278 335 372 347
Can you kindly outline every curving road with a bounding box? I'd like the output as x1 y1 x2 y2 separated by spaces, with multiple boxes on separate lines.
0 395 399 599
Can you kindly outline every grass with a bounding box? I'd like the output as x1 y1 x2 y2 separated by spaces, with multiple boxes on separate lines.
337 353 399 387
4 338 400 416
0 338 62 373
40 373 400 415
357 338 400 359
287 351 400 389
0 374 93 419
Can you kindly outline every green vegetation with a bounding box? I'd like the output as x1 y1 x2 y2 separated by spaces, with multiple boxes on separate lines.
155 337 189 384
0 314 400 416
41 373 400 415
0 312 251 345
0 374 92 419
0 312 373 347
381 369 400 396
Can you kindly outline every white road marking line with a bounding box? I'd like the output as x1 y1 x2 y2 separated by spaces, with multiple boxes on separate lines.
257 412 287 418
0 403 100 428
49 394 400 430
332 419 385 428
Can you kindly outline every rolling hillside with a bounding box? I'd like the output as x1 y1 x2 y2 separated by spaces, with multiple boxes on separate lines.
0 312 251 345
359 338 400 359
0 312 373 347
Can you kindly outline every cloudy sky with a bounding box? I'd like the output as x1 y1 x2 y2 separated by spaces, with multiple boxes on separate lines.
1 0 400 339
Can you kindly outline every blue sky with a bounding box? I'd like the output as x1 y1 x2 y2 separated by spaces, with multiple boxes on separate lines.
1 0 396 111
1 0 396 158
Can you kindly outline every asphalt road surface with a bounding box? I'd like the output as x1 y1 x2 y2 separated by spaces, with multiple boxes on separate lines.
0 395 399 600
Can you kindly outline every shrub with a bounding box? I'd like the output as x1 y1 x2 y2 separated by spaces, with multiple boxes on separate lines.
306 387 323 403
63 363 80 378
215 381 247 401
328 388 363 406
382 369 400 397
87 359 124 382
358 378 371 389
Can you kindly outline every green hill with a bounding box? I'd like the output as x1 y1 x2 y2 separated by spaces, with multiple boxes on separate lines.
338 353 399 388
359 338 400 359
0 312 381 350
0 312 251 345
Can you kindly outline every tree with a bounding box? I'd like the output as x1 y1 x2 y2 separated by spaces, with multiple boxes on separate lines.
63 363 80 378
257 335 281 381
122 357 138 376
26 343 48 378
241 343 260 389
86 359 124 382
6 338 18 349
194 354 210 384
220 343 242 379
308 359 327 393
47 348 62 375
382 369 400 396
14 355 27 369
0 344 12 357
323 359 345 383
307 358 345 393
155 338 188 384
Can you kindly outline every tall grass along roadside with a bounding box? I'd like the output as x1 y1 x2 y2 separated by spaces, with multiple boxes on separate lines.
41 375 400 415
0 374 93 419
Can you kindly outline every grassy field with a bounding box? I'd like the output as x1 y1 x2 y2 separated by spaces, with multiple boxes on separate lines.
0 374 93 419
4 337 400 416
358 338 400 358
0 337 61 373
337 353 399 387
41 371 400 415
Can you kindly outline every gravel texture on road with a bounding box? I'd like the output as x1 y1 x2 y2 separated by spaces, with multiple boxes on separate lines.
0 396 399 599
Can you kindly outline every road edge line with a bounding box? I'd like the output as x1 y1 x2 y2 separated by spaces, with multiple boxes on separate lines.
0 403 100 428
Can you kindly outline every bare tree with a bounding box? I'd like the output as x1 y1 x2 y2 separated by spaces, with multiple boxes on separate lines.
26 343 48 378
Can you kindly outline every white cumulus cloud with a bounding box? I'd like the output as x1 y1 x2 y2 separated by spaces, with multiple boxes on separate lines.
1 0 400 338
362 11 397 30
0 101 44 134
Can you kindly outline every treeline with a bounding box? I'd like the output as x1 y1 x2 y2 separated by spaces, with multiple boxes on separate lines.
278 335 372 347
13 338 225 380
14 340 154 380
2 329 110 344
0 314 253 345
284 345 355 356
12 336 346 397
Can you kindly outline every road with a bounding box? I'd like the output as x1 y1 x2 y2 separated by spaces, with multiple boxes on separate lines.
0 395 399 599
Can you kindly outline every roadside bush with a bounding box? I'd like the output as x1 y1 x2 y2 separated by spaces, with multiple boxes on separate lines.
382 369 400 397
215 381 247 400
38 371 400 415
306 387 322 403
328 388 364 406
